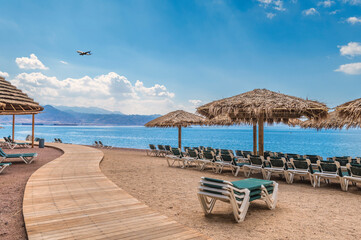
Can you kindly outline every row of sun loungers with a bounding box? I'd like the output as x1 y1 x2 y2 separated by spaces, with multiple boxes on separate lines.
1 136 30 149
93 141 112 149
158 145 361 192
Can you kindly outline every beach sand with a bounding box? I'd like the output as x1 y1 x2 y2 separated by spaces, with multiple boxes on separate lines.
0 146 63 240
100 148 361 240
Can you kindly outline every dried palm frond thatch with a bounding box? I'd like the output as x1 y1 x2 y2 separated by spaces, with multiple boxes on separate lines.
197 89 328 124
0 77 43 114
335 98 361 123
300 111 357 130
145 110 205 149
145 110 205 128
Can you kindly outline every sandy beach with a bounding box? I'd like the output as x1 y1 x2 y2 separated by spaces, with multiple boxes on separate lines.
0 146 63 240
100 148 361 240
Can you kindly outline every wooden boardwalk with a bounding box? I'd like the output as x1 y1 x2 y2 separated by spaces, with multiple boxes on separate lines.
23 143 208 240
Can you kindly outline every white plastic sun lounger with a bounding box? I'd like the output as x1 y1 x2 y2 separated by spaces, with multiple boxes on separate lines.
198 177 278 222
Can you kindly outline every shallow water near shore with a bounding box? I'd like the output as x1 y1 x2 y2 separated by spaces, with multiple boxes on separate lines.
1 124 361 159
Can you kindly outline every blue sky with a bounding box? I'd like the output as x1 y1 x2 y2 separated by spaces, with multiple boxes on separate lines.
1 0 361 114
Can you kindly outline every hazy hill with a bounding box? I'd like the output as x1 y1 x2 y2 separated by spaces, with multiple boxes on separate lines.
0 105 160 126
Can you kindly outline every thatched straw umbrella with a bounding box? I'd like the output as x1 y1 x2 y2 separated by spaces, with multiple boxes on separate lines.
197 89 328 156
335 98 361 124
0 77 44 147
145 110 205 149
300 111 357 130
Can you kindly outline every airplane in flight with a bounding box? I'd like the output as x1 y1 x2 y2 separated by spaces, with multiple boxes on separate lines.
77 50 92 56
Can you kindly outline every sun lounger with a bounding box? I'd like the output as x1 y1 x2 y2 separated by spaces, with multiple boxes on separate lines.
243 155 265 178
313 160 347 190
165 148 186 167
184 149 200 167
263 157 288 180
198 151 218 172
344 163 361 191
3 137 29 149
0 148 37 164
147 144 159 156
0 162 11 174
197 177 278 222
285 158 315 186
157 145 167 157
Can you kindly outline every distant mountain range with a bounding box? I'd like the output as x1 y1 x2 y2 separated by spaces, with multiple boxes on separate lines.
0 105 161 126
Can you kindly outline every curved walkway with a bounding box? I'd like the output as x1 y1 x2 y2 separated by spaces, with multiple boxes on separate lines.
23 143 208 240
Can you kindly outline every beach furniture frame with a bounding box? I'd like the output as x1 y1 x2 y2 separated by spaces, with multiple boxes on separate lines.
165 148 186 168
314 160 346 190
344 163 361 191
157 145 167 157
147 144 159 156
197 151 218 172
263 157 288 180
285 158 315 186
197 177 278 222
0 148 37 164
243 156 265 178
0 162 11 174
3 137 30 149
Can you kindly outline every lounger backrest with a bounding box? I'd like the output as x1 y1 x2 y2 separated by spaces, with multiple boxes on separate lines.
269 158 286 169
220 149 231 155
184 146 190 152
304 155 320 164
317 160 340 174
221 153 233 163
347 163 361 177
149 144 156 150
334 158 349 166
276 153 286 158
203 151 215 161
250 156 263 166
290 158 311 171
158 145 165 151
0 148 7 157
171 148 182 157
243 151 252 157
165 145 171 151
188 149 199 158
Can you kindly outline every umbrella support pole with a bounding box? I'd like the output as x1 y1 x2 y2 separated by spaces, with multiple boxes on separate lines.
12 114 15 141
253 124 257 155
258 118 264 157
178 126 182 149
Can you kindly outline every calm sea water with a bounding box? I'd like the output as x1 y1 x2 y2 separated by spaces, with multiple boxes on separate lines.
1 125 361 159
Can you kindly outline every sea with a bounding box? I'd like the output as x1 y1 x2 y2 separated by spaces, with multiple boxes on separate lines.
1 124 361 159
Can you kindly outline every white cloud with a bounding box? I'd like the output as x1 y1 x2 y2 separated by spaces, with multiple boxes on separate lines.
15 54 48 70
60 60 68 64
343 0 361 5
335 62 361 75
188 99 202 107
9 72 178 114
329 10 340 15
257 0 286 11
339 42 361 57
266 12 276 19
318 0 334 7
302 8 319 16
0 71 9 78
346 17 361 24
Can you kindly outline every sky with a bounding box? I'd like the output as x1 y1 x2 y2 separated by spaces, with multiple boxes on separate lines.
1 0 361 115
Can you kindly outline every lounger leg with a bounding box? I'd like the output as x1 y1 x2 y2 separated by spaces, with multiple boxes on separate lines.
234 167 240 177
230 190 250 223
197 194 217 215
261 182 278 210
0 164 9 174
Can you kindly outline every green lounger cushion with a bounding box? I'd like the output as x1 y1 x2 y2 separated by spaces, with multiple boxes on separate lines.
0 163 12 166
6 153 37 158
231 178 273 191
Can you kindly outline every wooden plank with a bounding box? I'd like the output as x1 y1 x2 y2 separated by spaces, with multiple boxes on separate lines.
23 143 209 240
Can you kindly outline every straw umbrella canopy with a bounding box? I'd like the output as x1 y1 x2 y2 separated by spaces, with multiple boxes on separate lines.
300 111 357 130
335 98 361 124
0 77 44 147
145 110 205 149
197 89 328 156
